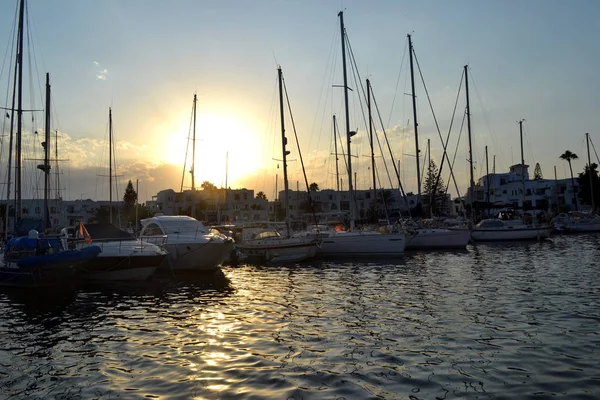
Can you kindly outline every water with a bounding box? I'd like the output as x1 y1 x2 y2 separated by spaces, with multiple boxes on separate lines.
1 234 599 399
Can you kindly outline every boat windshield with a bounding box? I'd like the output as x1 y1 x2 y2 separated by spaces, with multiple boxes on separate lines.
159 218 209 234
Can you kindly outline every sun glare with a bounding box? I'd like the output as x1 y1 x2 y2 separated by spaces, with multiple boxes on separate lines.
162 111 264 189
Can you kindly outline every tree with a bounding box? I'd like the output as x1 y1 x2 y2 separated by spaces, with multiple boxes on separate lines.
534 162 543 180
256 191 267 200
201 181 216 191
309 182 319 191
422 160 447 216
122 180 138 224
578 163 600 211
90 206 112 223
560 150 579 210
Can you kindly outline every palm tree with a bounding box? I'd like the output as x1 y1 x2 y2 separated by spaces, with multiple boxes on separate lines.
560 150 579 210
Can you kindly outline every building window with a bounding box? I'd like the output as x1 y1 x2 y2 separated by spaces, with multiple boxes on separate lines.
50 206 56 213
234 194 240 201
243 193 248 200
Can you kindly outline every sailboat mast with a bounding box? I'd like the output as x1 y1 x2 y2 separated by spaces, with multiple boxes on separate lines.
338 11 355 227
191 94 197 192
586 132 595 212
485 145 490 215
367 79 377 218
55 130 60 199
518 119 525 207
277 67 291 238
15 0 25 222
464 65 474 220
408 34 421 204
109 107 113 224
333 115 340 192
43 73 51 230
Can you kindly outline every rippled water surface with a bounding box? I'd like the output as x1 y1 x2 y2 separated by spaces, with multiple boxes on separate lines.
1 234 599 399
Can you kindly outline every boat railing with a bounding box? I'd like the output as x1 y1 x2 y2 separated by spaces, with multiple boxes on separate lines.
138 235 170 246
63 236 166 252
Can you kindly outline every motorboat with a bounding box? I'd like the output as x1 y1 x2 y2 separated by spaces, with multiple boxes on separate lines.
139 215 234 271
61 223 167 281
551 212 600 233
235 225 318 263
405 228 471 250
296 225 405 257
471 218 551 241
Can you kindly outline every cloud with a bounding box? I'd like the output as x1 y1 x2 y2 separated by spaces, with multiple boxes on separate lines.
93 61 108 80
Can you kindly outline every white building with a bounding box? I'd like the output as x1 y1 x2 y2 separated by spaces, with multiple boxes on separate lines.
466 163 579 214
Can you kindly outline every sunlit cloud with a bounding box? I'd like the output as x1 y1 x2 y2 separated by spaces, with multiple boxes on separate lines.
93 61 108 80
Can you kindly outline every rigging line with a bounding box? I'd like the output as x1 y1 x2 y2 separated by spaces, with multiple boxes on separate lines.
468 67 506 171
522 120 536 170
282 75 318 226
180 96 194 192
590 136 600 166
413 48 461 201
387 39 408 128
446 108 467 196
371 86 412 215
370 87 396 192
309 20 340 161
345 34 370 142
374 167 391 223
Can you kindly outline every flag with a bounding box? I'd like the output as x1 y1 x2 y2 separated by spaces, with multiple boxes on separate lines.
79 221 92 244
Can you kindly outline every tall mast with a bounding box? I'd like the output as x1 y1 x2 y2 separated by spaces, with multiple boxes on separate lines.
464 65 474 221
518 119 526 207
277 67 291 238
485 145 490 215
367 79 377 219
408 34 421 205
38 73 52 231
55 130 60 199
191 94 197 192
333 115 340 192
15 0 25 221
338 11 355 227
586 132 595 212
109 107 113 224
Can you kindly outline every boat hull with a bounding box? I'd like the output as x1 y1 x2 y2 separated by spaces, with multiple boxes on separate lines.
237 240 318 263
471 227 551 241
317 232 405 256
406 229 470 250
75 254 166 281
163 241 233 271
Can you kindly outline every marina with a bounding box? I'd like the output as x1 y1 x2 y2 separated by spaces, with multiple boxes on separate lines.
1 233 599 399
1 0 600 398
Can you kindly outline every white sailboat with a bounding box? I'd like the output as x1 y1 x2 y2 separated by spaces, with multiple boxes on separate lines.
402 34 470 250
470 116 550 242
234 67 318 263
310 12 405 257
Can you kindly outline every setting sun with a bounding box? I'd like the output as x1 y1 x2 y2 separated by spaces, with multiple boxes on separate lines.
161 110 266 190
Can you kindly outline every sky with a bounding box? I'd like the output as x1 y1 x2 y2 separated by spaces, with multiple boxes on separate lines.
1 0 599 203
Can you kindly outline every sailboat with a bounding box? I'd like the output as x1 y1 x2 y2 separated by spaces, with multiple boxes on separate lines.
234 67 319 263
402 34 471 250
551 132 600 233
1 0 102 287
305 12 406 257
64 108 168 281
470 107 550 241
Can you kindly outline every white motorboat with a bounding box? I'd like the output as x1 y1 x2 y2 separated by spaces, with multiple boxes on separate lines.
471 218 551 241
296 225 405 257
61 223 168 281
140 215 234 271
235 227 318 263
551 212 600 233
405 228 471 250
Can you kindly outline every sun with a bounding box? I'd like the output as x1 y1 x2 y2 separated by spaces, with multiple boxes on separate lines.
162 111 265 190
